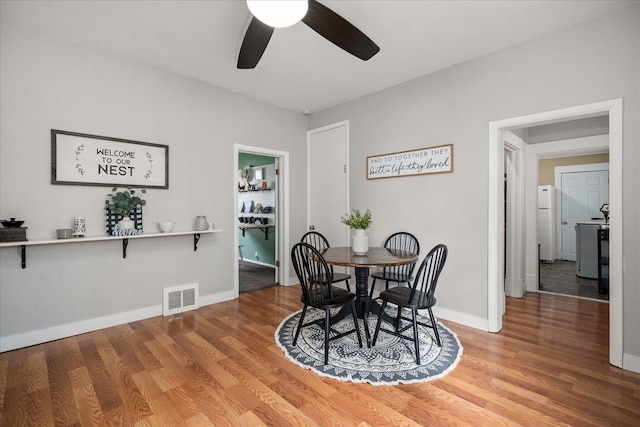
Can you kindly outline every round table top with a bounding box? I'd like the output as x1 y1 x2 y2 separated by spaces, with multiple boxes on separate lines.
321 246 418 268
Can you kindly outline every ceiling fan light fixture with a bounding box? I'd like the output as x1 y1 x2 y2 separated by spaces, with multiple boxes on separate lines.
247 0 308 28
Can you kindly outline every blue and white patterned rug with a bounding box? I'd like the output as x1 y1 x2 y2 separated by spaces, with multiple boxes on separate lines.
275 308 463 385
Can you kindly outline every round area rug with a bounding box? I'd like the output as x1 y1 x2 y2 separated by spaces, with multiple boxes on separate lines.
275 308 463 385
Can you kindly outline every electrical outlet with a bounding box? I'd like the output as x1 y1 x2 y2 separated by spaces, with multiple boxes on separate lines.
255 251 259 258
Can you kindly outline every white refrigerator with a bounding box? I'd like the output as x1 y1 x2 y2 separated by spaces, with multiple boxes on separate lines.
537 185 556 263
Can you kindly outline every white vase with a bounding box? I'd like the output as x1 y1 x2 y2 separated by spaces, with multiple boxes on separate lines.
352 229 369 255
118 217 135 231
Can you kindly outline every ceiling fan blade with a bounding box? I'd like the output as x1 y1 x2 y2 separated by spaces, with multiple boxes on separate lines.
302 0 380 61
237 17 275 69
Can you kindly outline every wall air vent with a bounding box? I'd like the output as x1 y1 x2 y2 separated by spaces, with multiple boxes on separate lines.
163 283 199 316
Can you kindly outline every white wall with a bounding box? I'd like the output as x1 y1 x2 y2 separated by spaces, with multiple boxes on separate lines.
309 5 640 359
0 22 309 351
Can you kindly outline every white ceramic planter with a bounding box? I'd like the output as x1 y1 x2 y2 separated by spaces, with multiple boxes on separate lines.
352 229 369 255
118 218 135 231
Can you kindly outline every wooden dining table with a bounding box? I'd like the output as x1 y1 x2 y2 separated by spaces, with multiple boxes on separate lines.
321 246 419 346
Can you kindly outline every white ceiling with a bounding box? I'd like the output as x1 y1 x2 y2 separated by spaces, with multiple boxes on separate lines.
1 0 636 113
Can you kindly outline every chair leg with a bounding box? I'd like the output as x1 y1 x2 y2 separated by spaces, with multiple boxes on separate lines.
385 280 390 290
350 301 363 348
324 309 330 365
369 277 377 298
345 279 351 292
428 308 442 347
293 305 307 346
395 306 402 331
372 300 387 346
362 297 371 347
412 309 421 365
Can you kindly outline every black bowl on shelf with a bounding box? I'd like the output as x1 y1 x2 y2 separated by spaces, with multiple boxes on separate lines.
1 218 25 228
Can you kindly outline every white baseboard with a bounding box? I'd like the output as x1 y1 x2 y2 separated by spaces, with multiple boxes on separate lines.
368 285 488 331
0 289 236 353
200 290 236 307
623 353 640 374
284 275 299 287
242 259 275 268
432 306 488 331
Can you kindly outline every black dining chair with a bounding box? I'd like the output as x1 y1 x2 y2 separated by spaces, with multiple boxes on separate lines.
301 231 352 291
372 244 448 364
369 232 420 298
291 242 363 364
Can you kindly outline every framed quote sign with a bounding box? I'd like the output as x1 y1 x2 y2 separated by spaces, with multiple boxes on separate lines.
367 144 453 180
51 129 169 188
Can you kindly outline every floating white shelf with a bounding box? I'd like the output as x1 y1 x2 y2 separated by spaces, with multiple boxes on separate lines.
0 229 222 268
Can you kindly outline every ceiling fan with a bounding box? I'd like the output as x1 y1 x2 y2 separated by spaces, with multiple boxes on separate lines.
238 0 380 69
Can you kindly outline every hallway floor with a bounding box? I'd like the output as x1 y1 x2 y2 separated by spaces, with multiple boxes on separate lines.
239 262 277 294
539 260 608 301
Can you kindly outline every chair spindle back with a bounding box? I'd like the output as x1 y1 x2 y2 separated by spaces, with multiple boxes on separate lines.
300 231 330 252
301 231 337 276
291 242 336 304
410 244 448 303
382 232 420 276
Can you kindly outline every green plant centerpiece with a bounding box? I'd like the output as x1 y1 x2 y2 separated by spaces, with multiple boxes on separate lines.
340 208 372 230
340 209 372 255
105 187 147 232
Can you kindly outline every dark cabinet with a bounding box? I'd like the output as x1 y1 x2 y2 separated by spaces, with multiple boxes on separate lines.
597 228 609 294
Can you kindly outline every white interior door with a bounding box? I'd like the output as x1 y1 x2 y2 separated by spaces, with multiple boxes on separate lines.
560 169 609 261
307 121 349 247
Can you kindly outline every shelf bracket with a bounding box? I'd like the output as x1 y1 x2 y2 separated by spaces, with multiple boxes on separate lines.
21 245 26 269
194 233 201 251
239 226 269 240
122 238 129 258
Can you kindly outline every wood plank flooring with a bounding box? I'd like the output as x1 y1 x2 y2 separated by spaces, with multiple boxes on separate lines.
1 287 639 426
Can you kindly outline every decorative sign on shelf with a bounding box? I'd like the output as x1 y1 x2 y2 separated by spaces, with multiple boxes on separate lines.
105 208 143 236
366 144 453 180
51 129 169 188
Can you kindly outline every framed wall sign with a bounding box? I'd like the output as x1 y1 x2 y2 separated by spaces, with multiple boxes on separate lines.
367 144 453 180
51 129 169 188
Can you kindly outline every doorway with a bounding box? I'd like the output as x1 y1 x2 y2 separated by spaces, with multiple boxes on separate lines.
234 144 290 297
488 98 623 368
238 153 277 293
538 159 609 301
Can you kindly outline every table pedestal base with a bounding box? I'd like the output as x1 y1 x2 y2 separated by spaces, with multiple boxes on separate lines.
332 266 394 347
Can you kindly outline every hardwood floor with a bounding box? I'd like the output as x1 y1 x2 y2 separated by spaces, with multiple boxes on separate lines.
1 287 639 426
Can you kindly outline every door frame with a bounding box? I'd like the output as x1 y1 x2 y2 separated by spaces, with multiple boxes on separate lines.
488 98 622 368
234 144 290 297
503 133 526 299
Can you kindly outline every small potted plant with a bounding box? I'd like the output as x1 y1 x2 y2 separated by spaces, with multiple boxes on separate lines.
105 187 147 231
340 208 372 255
